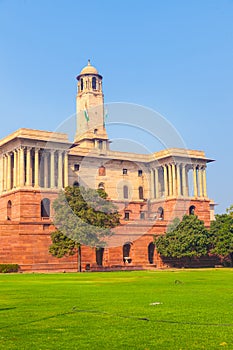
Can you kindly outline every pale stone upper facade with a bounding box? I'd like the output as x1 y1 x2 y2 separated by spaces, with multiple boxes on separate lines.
0 61 214 208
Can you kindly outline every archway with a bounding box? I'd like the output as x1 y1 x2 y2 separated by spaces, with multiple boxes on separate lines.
7 200 12 220
41 198 50 218
148 242 155 264
189 205 195 215
123 242 132 263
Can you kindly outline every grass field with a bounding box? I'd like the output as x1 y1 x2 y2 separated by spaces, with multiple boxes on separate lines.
0 269 233 350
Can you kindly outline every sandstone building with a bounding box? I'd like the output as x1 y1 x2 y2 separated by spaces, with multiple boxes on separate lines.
0 61 215 271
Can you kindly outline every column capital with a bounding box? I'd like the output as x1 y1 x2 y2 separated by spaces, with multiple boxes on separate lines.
5 151 13 157
49 149 56 154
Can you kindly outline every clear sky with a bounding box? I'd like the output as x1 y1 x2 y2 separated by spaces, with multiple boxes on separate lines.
0 0 232 213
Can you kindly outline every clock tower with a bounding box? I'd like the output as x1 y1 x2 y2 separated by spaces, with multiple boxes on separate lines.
74 60 108 149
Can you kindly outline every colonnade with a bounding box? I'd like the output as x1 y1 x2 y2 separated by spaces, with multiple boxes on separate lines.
150 163 207 199
0 147 69 193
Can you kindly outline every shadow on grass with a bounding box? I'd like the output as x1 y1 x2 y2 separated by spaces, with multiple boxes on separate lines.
1 308 233 329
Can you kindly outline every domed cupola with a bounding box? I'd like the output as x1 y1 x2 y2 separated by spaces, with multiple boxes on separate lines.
78 59 100 76
76 60 103 96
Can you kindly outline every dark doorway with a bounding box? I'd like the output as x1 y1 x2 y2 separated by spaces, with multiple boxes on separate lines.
96 248 104 266
148 242 155 264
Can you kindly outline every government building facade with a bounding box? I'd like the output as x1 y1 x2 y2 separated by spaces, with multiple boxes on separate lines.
0 61 215 271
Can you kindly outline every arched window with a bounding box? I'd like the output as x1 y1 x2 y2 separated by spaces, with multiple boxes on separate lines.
73 181 79 187
189 205 195 215
98 182 105 190
41 198 50 218
98 165 106 176
139 186 144 199
123 185 128 199
80 78 83 91
123 242 132 263
96 248 104 266
92 77 97 90
7 200 12 220
158 207 164 220
148 242 155 264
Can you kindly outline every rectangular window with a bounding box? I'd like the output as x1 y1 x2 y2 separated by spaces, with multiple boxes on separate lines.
124 212 130 220
138 170 143 177
74 164 80 171
123 168 128 175
140 212 145 220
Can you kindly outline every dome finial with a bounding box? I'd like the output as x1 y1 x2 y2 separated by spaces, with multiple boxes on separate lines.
77 60 100 78
88 59 91 66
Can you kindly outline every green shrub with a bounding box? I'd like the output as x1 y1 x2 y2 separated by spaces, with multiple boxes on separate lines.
0 264 19 273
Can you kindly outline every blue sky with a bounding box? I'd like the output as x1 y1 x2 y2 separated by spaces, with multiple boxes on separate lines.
0 0 232 213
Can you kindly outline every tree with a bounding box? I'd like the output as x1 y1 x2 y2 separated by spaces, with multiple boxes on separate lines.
226 205 233 217
155 215 210 259
49 186 120 271
166 217 180 233
210 213 233 266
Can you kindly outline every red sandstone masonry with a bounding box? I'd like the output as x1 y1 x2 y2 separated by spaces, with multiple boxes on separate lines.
0 189 213 272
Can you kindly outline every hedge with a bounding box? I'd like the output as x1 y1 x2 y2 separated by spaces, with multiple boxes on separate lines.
0 264 19 273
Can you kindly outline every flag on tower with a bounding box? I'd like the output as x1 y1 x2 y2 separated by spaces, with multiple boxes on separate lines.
104 108 109 121
84 103 89 122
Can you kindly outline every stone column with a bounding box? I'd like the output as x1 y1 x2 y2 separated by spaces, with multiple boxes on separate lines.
26 147 32 187
186 168 190 196
202 166 208 197
193 165 198 197
34 148 39 188
44 153 49 188
172 163 176 196
176 163 181 196
150 169 155 199
155 167 159 199
103 141 107 152
58 151 63 188
19 148 25 187
163 165 168 197
168 164 172 197
64 152 69 188
182 164 187 196
0 154 3 193
198 166 203 197
17 149 20 187
3 155 7 191
7 153 12 191
13 150 17 188
50 150 55 188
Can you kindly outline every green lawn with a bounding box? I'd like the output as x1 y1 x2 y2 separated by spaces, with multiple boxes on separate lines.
0 269 233 350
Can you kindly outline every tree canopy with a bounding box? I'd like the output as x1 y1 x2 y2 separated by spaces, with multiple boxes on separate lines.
210 213 233 266
49 186 120 271
155 215 210 258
